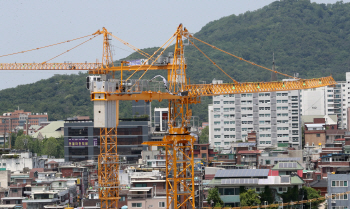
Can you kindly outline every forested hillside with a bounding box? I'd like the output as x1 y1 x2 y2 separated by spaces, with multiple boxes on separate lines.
1 0 350 122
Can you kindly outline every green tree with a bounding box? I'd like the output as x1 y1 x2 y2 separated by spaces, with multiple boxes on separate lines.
207 188 223 207
10 132 17 148
301 186 324 209
240 189 261 206
280 185 299 203
14 135 31 150
28 138 43 156
260 186 274 206
199 126 209 144
17 130 24 137
42 137 58 157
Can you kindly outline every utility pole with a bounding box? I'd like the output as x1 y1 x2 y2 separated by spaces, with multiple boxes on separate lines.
9 119 12 149
3 120 6 149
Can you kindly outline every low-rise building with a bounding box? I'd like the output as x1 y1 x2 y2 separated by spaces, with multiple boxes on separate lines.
208 169 304 207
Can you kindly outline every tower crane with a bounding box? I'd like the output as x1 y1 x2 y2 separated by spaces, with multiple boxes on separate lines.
0 25 336 209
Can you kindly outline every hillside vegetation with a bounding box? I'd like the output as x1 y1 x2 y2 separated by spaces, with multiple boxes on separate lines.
1 0 350 122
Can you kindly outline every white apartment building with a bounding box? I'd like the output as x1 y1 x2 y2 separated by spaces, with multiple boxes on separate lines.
300 73 350 129
209 79 301 150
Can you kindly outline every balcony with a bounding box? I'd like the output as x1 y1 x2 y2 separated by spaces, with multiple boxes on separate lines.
127 194 152 200
241 158 257 163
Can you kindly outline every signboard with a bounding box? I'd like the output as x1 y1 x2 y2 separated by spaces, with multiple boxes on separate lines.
126 59 148 66
68 138 98 146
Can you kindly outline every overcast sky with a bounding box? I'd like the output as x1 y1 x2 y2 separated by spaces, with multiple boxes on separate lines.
0 0 348 90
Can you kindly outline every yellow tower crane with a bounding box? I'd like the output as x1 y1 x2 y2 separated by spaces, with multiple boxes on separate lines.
0 25 336 209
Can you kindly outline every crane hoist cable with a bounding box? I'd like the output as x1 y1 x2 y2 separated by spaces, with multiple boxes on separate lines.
137 34 177 81
188 39 238 84
42 35 99 64
0 33 98 58
188 34 299 80
126 35 177 92
125 31 178 81
107 32 152 59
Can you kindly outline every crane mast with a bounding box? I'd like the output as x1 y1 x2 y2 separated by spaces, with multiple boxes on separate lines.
0 26 337 209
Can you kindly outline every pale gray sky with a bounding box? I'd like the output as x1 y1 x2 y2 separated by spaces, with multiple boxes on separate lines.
0 0 348 90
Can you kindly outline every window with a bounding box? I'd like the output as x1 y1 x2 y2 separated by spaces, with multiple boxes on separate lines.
256 187 265 192
214 128 220 132
214 115 220 118
214 142 221 146
332 193 348 200
120 196 126 201
224 121 229 125
224 128 229 131
2 163 5 167
201 146 207 150
159 202 165 208
214 108 220 111
132 203 142 207
214 135 220 138
135 183 147 187
214 101 220 104
266 160 270 165
230 128 235 131
332 181 348 187
223 101 229 104
224 108 229 112
219 188 240 195
202 153 207 158
278 187 287 192
214 121 220 125
224 142 229 145
316 134 320 137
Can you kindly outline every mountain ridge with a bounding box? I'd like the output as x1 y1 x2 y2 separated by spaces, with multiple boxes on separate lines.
1 0 350 122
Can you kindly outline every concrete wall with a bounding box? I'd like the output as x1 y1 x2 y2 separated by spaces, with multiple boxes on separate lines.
0 170 10 188
0 158 33 172
128 197 166 209
305 132 326 147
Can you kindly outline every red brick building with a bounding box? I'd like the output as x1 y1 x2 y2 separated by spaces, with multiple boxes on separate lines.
0 110 48 134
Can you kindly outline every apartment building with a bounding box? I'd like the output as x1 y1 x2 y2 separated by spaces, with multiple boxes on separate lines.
300 72 350 130
0 110 48 139
209 79 301 150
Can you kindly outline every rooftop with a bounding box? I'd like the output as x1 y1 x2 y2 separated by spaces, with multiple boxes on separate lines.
309 179 328 188
32 121 64 139
209 175 304 186
271 162 303 170
214 169 269 178
238 150 261 154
